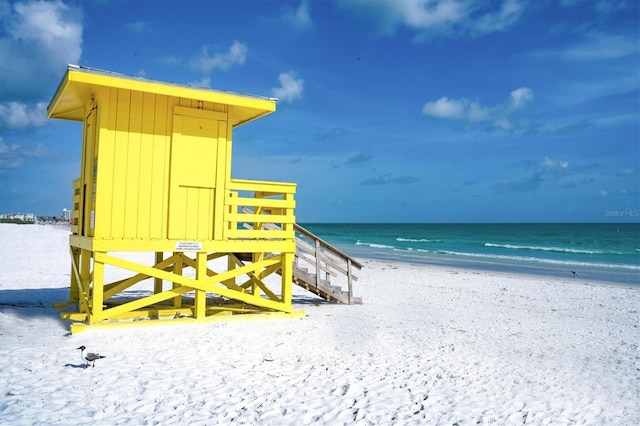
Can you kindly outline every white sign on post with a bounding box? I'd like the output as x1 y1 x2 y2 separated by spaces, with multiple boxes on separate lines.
175 241 203 251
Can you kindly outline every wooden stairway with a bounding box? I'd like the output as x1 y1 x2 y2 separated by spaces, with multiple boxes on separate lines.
292 224 362 304
241 211 362 304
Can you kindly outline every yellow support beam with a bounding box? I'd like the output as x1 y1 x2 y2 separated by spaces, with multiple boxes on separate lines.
101 286 192 320
69 310 306 334
90 252 292 318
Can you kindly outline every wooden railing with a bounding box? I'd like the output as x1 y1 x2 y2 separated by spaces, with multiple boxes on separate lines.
70 177 295 242
292 224 362 304
236 207 363 304
71 178 81 235
224 179 296 241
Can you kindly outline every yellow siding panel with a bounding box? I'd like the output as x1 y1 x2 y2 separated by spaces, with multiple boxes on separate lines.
196 186 215 239
213 120 229 240
81 105 97 237
137 92 156 239
111 88 131 238
149 94 169 239
170 186 188 239
94 104 112 238
124 90 143 239
178 186 214 240
97 87 119 238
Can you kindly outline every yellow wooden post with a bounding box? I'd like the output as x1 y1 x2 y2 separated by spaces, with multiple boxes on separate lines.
90 252 104 323
69 248 80 303
80 249 91 315
154 252 163 294
194 252 207 319
281 252 293 312
226 254 236 288
173 252 183 309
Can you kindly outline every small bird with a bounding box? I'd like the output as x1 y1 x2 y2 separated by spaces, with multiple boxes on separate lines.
77 345 106 368
570 271 578 278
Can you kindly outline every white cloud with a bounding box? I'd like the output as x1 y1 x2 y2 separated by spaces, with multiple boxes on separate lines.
0 0 83 102
510 87 533 109
422 87 534 131
339 0 525 39
283 0 313 30
187 77 211 89
467 102 493 122
361 173 420 185
563 33 638 61
471 0 523 36
0 137 49 170
540 157 569 171
0 102 48 128
189 41 247 74
159 55 182 66
0 138 23 169
9 0 81 54
272 71 304 103
421 97 465 118
396 0 464 28
530 32 639 63
617 167 637 176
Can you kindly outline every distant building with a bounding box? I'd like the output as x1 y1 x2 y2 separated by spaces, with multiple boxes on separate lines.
62 208 72 221
0 213 37 222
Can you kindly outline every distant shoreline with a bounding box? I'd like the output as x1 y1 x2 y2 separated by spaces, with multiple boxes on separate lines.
358 256 640 291
346 248 640 288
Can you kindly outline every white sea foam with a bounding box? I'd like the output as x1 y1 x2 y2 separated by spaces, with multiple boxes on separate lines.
353 239 639 276
358 242 639 272
437 249 640 270
396 237 445 243
356 240 395 249
484 242 629 255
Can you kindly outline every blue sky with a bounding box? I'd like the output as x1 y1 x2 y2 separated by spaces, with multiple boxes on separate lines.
0 0 638 223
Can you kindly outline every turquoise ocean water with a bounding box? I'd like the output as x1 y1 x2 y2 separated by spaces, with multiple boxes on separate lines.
300 223 640 285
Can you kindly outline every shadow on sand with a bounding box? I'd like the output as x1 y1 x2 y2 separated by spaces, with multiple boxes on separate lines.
291 295 333 307
64 363 89 369
0 288 334 331
0 287 70 326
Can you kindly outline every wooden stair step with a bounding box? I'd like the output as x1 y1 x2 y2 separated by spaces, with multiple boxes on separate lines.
245 217 362 305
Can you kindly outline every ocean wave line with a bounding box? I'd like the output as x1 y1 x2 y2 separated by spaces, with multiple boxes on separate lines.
353 240 639 270
484 243 629 255
431 249 640 271
396 238 446 243
355 240 395 250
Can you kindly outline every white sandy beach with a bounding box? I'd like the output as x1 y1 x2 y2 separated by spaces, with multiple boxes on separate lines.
0 223 639 425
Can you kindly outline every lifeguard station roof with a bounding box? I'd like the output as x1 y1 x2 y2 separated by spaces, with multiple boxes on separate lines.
48 64 277 127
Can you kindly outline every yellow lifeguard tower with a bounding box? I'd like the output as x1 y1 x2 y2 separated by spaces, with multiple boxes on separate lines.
48 65 304 332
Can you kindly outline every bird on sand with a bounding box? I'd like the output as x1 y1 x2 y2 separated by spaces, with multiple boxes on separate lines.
570 271 578 278
77 345 106 368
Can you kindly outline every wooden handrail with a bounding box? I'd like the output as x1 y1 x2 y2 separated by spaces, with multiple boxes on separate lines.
238 209 362 304
294 224 363 269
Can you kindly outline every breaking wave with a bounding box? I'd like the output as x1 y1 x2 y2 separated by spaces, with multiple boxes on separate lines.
396 237 445 243
484 243 630 255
